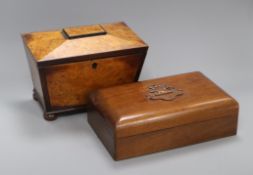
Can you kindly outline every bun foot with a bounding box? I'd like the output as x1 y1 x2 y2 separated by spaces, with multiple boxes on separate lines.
44 113 58 121
33 90 38 101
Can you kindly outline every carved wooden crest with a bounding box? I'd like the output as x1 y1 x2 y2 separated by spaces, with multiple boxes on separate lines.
147 84 184 101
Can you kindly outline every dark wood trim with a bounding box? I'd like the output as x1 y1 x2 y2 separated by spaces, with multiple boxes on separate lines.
37 47 148 68
134 47 149 81
33 88 44 110
39 68 51 112
45 106 88 115
22 38 47 111
88 110 116 158
22 34 148 120
33 89 89 115
40 51 147 115
62 27 107 39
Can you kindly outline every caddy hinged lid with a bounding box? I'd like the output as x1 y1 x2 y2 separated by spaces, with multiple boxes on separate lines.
22 22 147 63
89 71 239 138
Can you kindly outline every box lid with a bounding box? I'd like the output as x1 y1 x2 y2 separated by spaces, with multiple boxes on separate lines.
22 22 147 63
89 71 239 138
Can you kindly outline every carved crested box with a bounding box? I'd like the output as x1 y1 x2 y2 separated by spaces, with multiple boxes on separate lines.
88 71 239 160
21 22 148 120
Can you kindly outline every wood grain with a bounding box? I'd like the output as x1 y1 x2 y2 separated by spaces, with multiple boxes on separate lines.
21 21 148 120
63 24 106 39
22 22 147 62
115 115 237 160
45 54 142 109
88 71 239 160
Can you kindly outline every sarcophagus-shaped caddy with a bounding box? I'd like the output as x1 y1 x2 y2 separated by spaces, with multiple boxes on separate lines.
22 22 148 120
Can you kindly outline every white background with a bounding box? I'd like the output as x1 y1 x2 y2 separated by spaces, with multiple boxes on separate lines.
0 0 252 174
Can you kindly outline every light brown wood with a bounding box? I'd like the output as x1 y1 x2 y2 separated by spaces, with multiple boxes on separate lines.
45 54 142 109
63 24 106 39
88 71 239 160
22 22 147 61
21 21 148 120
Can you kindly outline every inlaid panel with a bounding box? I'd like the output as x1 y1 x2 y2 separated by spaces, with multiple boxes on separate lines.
45 54 142 109
63 24 106 39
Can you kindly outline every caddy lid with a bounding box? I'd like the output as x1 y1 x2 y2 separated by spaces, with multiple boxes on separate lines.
22 22 147 63
89 71 239 138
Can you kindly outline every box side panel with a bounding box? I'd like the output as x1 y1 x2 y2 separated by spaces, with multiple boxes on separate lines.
88 110 116 159
116 100 238 138
23 43 46 109
44 53 143 110
115 114 238 160
134 47 148 81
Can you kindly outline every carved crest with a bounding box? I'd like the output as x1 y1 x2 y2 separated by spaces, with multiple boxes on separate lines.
147 84 184 101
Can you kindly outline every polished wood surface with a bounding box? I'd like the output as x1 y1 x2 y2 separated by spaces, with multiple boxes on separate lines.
22 22 147 62
88 71 239 160
63 24 106 39
115 115 237 160
22 21 148 120
46 54 142 109
23 43 46 108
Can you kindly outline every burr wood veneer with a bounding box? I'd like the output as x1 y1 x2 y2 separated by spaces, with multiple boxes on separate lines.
22 22 148 120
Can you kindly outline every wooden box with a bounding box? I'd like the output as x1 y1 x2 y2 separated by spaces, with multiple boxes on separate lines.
88 71 239 160
21 22 148 120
